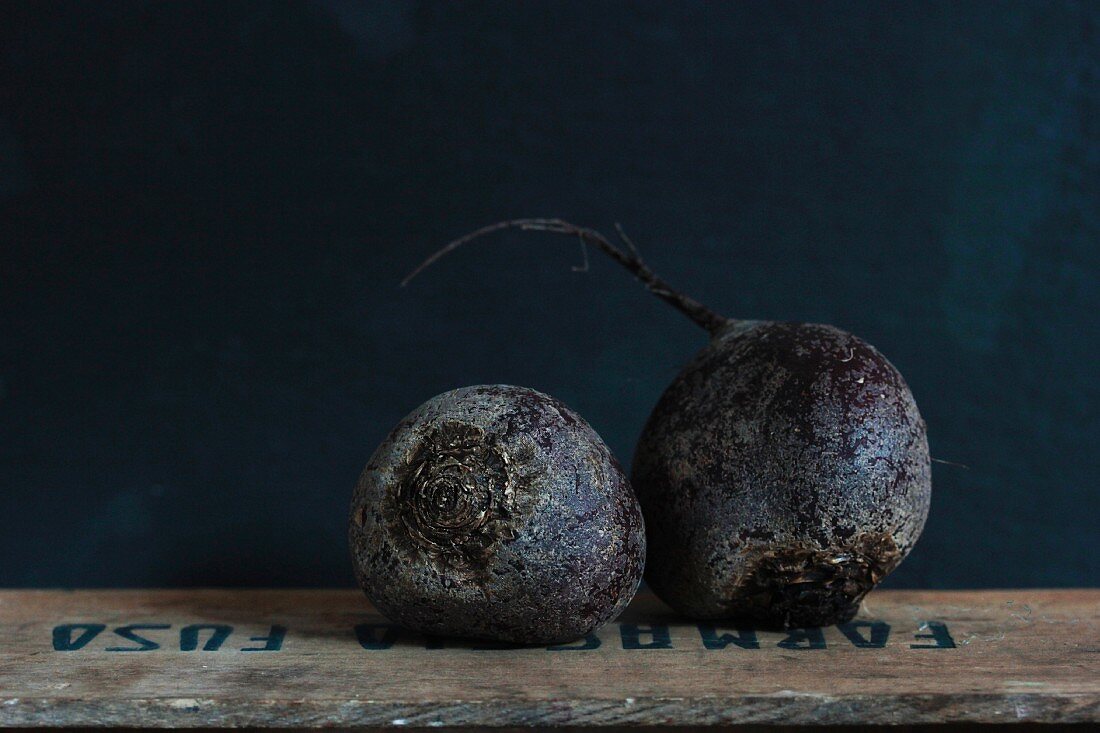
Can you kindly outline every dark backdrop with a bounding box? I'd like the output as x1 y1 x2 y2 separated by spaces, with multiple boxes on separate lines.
1 1 1096 589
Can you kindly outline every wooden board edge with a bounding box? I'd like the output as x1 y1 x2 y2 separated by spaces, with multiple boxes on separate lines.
1 692 1098 728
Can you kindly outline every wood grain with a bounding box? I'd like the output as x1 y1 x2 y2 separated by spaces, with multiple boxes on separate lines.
0 589 1095 727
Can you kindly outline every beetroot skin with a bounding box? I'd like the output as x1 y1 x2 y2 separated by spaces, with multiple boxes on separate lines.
349 385 645 643
406 219 932 628
634 320 929 626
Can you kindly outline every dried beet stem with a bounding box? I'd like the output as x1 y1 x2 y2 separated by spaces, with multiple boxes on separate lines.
403 218 731 335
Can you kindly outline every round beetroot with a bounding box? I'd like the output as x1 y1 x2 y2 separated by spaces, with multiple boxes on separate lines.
349 384 645 643
634 319 929 626
405 219 931 628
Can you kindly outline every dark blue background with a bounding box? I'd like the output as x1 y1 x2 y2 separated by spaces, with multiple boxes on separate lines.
1 1 1096 588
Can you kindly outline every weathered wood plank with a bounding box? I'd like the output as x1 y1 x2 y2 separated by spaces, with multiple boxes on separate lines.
0 589 1095 727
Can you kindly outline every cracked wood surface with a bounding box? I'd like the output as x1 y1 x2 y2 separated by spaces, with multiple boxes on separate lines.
0 589 1096 727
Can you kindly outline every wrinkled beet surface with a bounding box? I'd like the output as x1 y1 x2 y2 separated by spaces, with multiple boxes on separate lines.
350 385 645 644
633 321 931 627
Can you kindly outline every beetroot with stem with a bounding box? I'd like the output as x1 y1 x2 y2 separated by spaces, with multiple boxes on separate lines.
406 219 931 628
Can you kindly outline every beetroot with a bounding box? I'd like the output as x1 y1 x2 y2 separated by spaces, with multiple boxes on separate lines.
406 219 931 627
349 384 645 643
